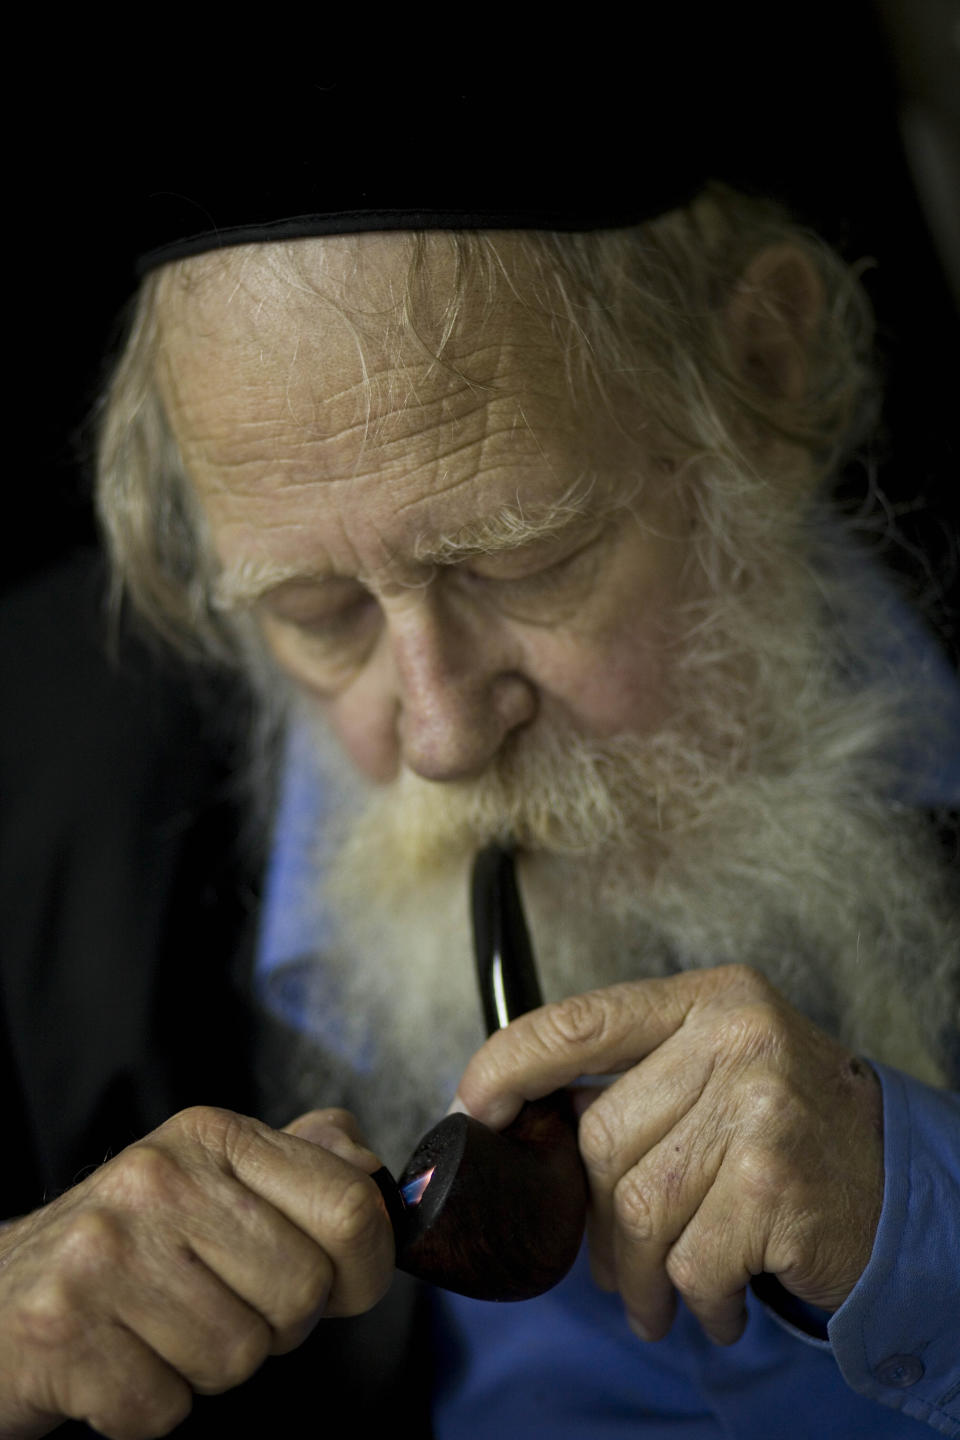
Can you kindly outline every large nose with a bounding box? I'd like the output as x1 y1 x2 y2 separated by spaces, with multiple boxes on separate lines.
388 593 537 782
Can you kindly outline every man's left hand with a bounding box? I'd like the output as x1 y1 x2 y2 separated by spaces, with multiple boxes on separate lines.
453 964 884 1345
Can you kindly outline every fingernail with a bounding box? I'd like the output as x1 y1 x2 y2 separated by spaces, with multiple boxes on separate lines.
626 1314 654 1342
445 1094 470 1117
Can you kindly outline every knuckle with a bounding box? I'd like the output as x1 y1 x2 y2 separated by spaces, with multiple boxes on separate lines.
770 1221 815 1282
731 1141 792 1203
324 1174 383 1254
664 1246 706 1302
312 1107 356 1131
165 1105 276 1178
322 1178 394 1317
164 1104 243 1151
89 1384 192 1440
102 1143 183 1208
271 1251 333 1340
287 1107 360 1145
716 1000 787 1062
739 1074 801 1132
578 1104 619 1175
198 1315 271 1394
612 1171 656 1243
17 1274 88 1351
466 994 610 1103
291 1250 334 1316
14 1216 129 1350
53 1208 127 1280
538 992 608 1053
719 964 776 1001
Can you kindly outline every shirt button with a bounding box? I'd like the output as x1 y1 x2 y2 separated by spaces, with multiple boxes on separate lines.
874 1355 925 1388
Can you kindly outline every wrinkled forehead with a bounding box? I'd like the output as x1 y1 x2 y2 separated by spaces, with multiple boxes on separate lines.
158 231 446 328
152 232 609 485
155 232 567 396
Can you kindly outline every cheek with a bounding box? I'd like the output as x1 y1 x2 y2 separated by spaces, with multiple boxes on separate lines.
316 691 400 785
259 621 400 784
532 618 676 739
535 510 688 739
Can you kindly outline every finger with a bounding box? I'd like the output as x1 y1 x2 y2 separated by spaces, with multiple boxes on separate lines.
175 1109 395 1319
70 1327 193 1440
27 1309 192 1440
635 1117 794 1346
175 1129 384 1328
608 1099 731 1341
48 1139 333 1363
455 977 700 1128
166 1189 334 1355
661 1159 764 1346
578 1035 717 1288
108 1248 277 1392
0 1201 194 1440
282 1108 382 1172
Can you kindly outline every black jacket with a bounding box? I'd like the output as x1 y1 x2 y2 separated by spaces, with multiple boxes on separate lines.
0 551 432 1436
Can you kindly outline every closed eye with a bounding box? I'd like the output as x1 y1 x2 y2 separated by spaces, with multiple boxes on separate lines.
276 594 378 646
257 581 381 678
453 521 608 618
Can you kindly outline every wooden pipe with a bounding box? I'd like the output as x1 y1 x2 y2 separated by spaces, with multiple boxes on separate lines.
372 844 588 1301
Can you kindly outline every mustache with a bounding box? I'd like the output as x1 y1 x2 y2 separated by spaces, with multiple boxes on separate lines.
333 715 728 893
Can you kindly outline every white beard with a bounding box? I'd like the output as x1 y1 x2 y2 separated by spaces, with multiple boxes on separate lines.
270 512 960 1170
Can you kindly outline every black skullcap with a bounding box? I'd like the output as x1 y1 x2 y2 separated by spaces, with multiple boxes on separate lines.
109 7 899 277
132 74 711 275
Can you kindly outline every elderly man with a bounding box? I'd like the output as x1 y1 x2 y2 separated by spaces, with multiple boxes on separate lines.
2 57 959 1438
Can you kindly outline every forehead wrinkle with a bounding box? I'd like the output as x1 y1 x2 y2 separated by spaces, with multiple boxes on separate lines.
338 362 544 452
317 368 552 515
282 331 303 424
303 314 565 439
187 394 530 507
381 399 560 527
318 381 499 463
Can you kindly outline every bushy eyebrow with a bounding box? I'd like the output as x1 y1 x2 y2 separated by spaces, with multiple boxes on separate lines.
415 473 607 566
211 473 618 610
211 558 335 610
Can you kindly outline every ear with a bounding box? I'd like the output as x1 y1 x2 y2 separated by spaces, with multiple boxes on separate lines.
724 245 824 403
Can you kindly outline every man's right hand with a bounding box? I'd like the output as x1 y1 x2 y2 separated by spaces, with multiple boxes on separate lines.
0 1106 395 1439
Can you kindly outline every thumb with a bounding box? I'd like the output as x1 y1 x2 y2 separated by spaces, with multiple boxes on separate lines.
282 1107 382 1173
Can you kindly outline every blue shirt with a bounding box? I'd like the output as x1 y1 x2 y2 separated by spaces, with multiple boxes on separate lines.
256 575 960 1438
428 1066 960 1438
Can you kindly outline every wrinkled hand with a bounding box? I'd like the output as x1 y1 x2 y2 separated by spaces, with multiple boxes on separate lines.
0 1106 394 1439
454 964 884 1345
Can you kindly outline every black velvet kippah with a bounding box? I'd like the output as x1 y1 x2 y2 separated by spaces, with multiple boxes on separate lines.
134 200 702 276
132 76 711 275
124 8 898 278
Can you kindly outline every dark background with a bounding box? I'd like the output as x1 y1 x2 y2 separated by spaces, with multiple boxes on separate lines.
9 4 960 665
0 20 956 1428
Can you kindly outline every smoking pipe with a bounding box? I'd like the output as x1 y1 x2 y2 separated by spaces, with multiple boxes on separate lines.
372 844 588 1302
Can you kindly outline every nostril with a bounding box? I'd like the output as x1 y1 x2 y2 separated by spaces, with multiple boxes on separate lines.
496 672 538 733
